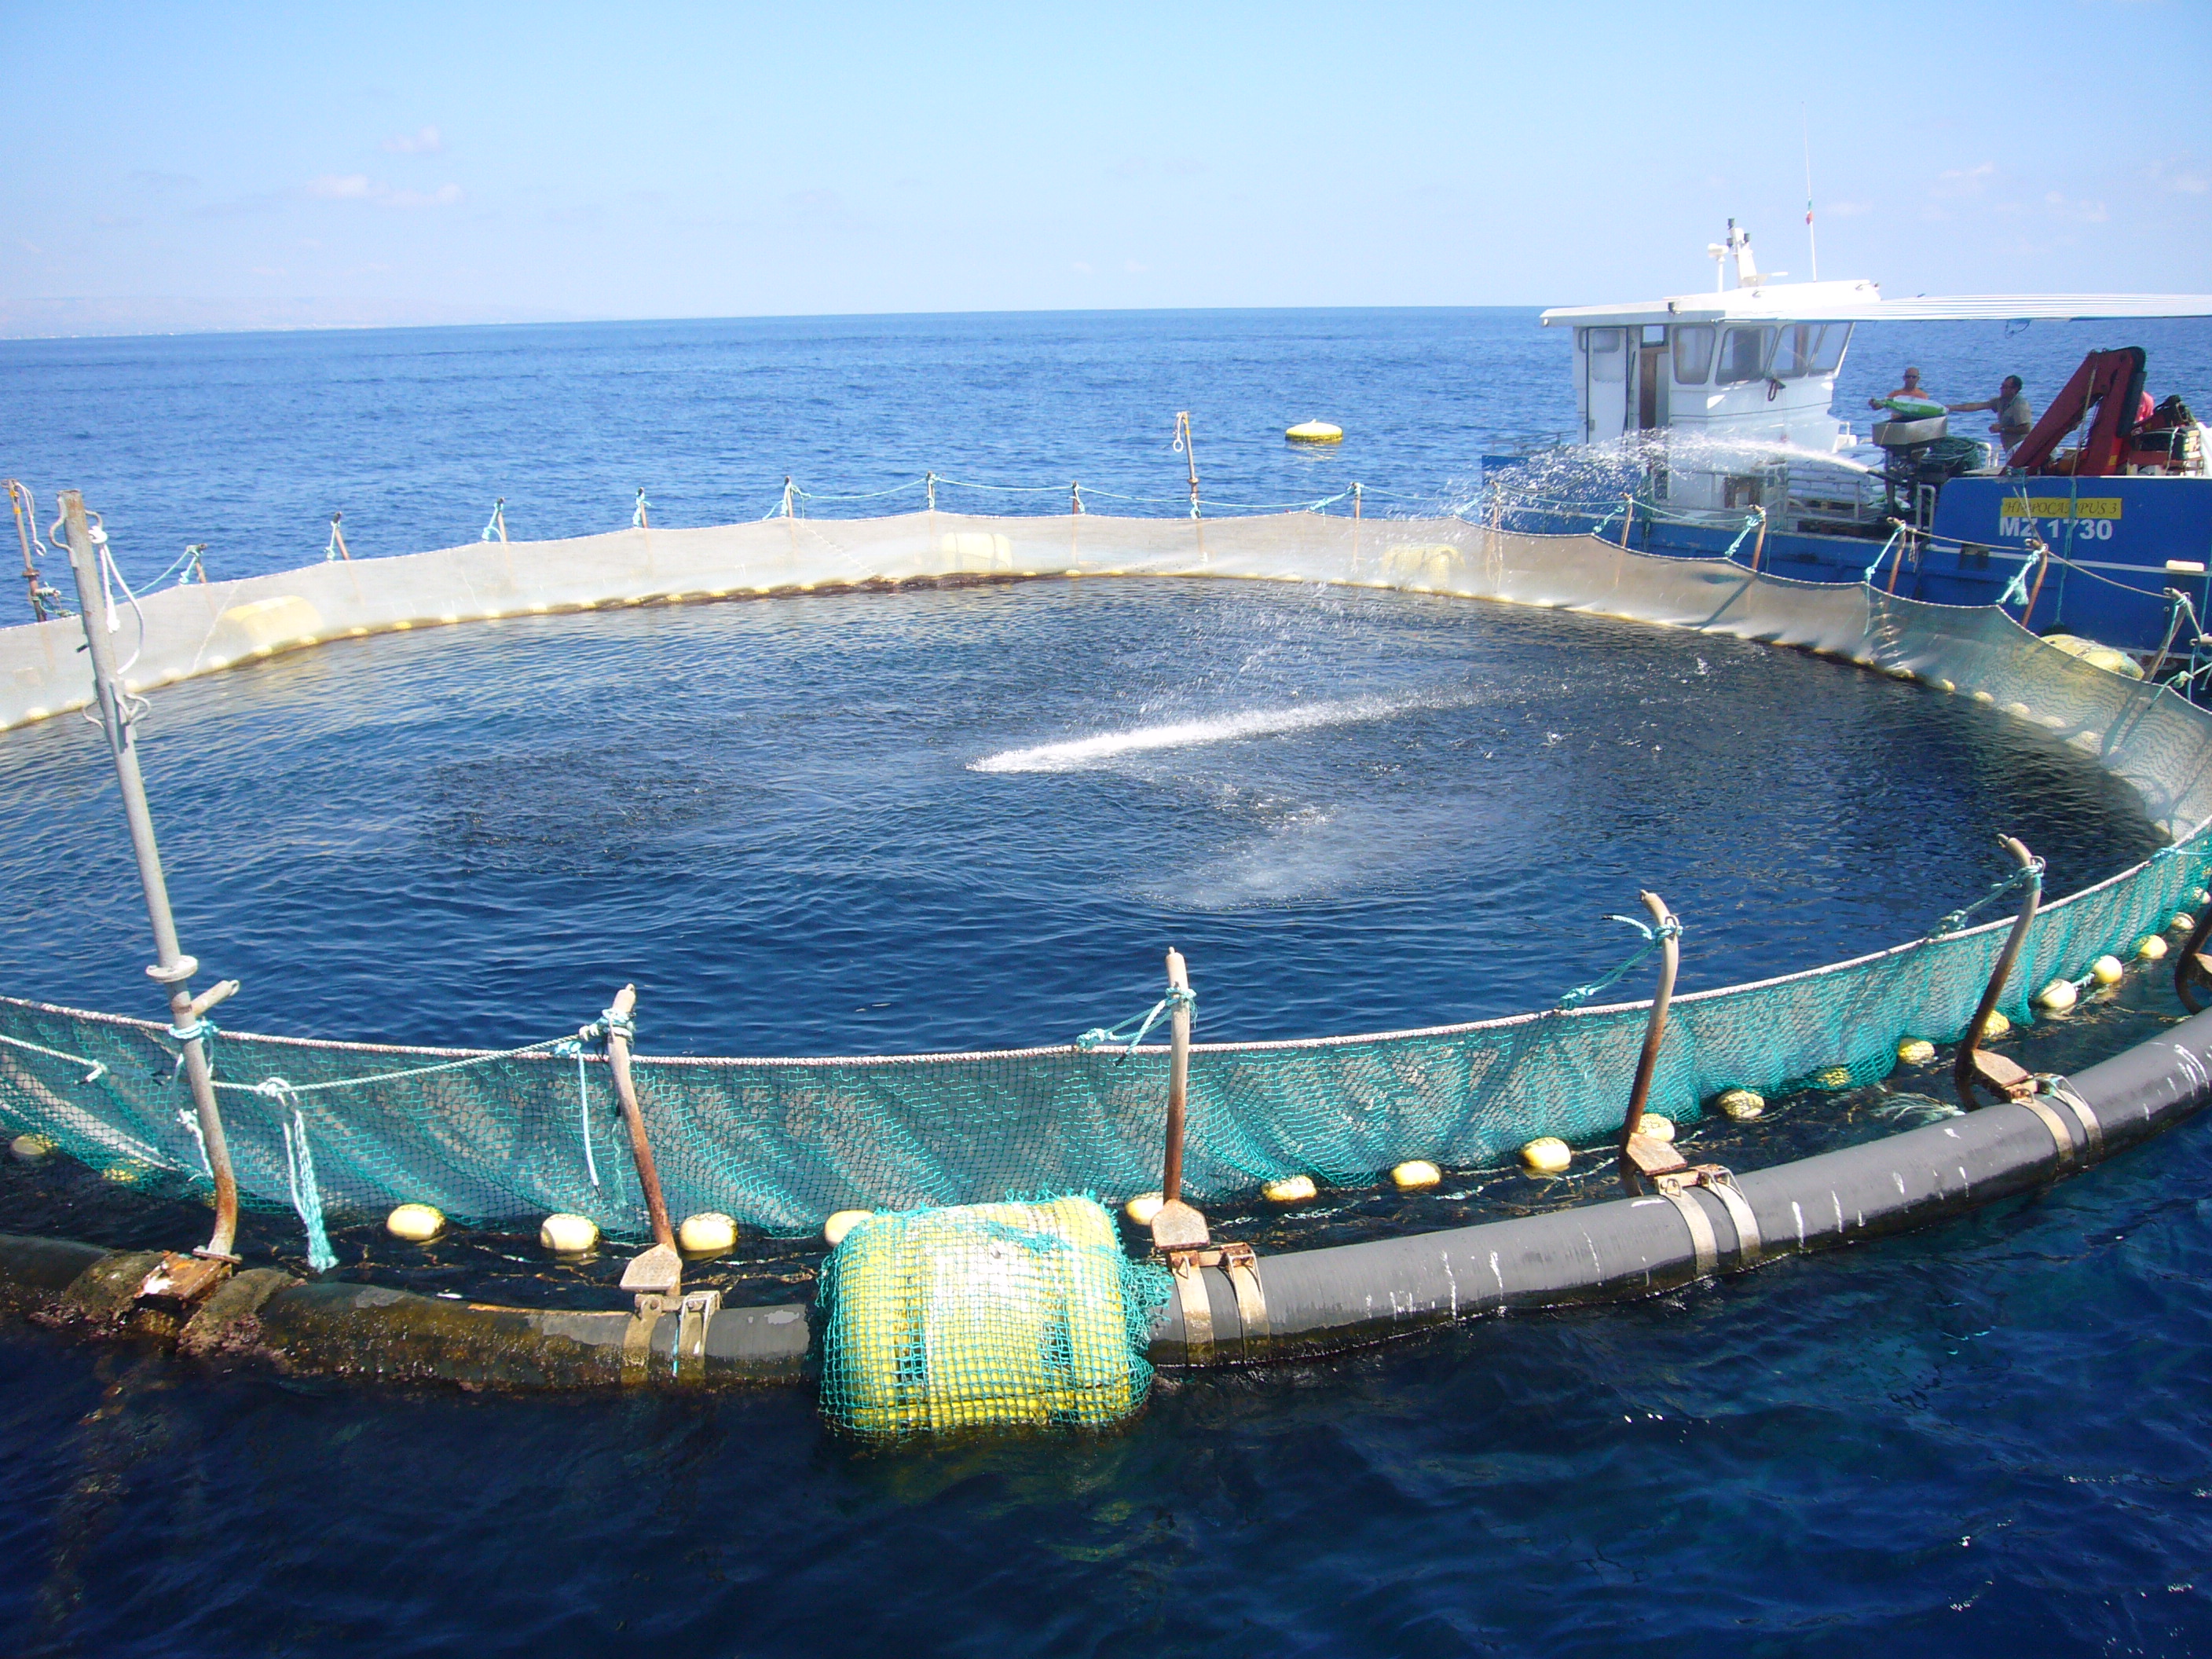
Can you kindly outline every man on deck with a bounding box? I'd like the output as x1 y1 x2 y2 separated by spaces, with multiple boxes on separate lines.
1869 366 1943 414
1948 375 2034 456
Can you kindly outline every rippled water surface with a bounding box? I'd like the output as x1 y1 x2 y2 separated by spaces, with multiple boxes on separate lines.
0 577 2164 1054
2 312 2210 1657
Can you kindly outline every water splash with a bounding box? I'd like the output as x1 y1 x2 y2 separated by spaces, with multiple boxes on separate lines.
972 694 1454 774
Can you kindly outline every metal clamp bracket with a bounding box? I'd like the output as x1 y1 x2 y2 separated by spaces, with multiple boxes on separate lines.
621 1287 721 1382
1160 1240 1269 1364
1633 1136 1762 1276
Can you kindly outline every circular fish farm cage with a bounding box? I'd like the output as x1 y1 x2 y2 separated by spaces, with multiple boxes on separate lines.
6 504 2212 1439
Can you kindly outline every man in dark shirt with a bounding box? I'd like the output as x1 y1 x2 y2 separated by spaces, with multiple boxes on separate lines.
1949 375 2034 454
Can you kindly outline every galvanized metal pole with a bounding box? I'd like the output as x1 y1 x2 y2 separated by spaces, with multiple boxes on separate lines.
57 491 241 1276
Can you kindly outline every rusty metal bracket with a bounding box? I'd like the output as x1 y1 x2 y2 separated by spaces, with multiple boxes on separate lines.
1630 1133 1762 1276
2038 1075 2104 1159
621 1286 723 1383
1158 1238 1268 1364
137 1248 238 1307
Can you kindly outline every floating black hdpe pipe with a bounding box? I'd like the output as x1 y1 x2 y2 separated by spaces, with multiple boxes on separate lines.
1144 1003 2212 1365
6 1006 2212 1390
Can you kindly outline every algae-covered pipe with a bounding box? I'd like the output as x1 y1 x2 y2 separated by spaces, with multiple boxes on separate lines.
1146 1005 2212 1365
0 1237 811 1389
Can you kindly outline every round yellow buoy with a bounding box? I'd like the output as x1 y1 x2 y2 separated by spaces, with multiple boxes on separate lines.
1285 420 1343 445
1123 1192 1164 1227
9 1132 53 1161
1262 1174 1318 1203
101 1163 145 1185
1811 1067 1854 1091
1636 1113 1675 1142
2036 977 2079 1013
677 1212 736 1255
1521 1136 1572 1175
823 1209 873 1247
539 1212 599 1254
2193 888 2211 910
1716 1088 1765 1122
1896 1038 1936 1066
2171 912 2197 935
2001 701 2033 720
2137 934 2169 961
386 1203 445 1243
2090 954 2125 986
1390 1159 1442 1190
1980 1009 2012 1039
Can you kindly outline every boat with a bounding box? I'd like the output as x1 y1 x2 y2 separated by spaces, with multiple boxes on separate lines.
1491 222 2212 657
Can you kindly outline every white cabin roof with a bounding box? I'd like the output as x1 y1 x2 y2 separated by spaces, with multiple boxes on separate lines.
1543 284 2212 328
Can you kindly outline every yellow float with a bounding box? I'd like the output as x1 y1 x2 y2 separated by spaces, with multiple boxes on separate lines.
1284 420 1343 444
386 1203 445 1243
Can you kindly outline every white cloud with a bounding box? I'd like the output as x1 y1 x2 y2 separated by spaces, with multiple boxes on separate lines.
381 124 444 155
2042 190 2108 223
1123 258 1147 273
1823 200 1873 218
1071 259 1094 274
1930 162 1996 199
306 174 463 207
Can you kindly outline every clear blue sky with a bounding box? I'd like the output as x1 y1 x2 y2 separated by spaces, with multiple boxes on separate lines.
3 0 2206 335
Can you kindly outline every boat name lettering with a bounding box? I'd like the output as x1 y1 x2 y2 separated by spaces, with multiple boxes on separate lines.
1998 496 2122 521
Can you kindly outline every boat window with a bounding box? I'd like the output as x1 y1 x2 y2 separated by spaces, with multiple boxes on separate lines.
1585 328 1625 383
1772 323 1850 379
1716 326 1774 385
1813 321 1851 373
1672 324 1716 384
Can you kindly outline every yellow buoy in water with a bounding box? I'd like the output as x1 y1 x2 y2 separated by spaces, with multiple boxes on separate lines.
678 1212 737 1254
1521 1136 1572 1174
2036 977 2079 1013
539 1212 599 1254
2138 934 2169 961
2171 912 2197 935
9 1133 53 1161
387 1203 445 1243
1262 1174 1318 1203
1896 1038 1936 1067
1284 420 1343 445
1716 1088 1766 1121
1390 1159 1442 1190
823 1209 873 1247
2091 954 2125 985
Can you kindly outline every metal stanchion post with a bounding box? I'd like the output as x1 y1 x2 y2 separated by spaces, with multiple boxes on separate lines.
57 491 241 1302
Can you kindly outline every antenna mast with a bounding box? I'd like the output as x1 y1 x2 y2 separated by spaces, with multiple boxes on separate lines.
1802 108 1819 282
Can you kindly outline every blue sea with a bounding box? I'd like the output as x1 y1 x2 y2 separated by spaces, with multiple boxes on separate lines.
2 309 2210 1655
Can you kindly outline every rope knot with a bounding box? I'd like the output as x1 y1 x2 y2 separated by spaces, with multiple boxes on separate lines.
1555 910 1683 1010
1075 983 1198 1060
599 1009 635 1042
166 1016 217 1045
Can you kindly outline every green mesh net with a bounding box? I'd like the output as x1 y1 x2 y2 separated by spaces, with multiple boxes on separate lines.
2 516 2209 1247
815 1196 1168 1437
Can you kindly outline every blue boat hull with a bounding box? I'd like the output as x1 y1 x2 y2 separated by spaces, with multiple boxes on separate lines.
1502 474 2212 655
